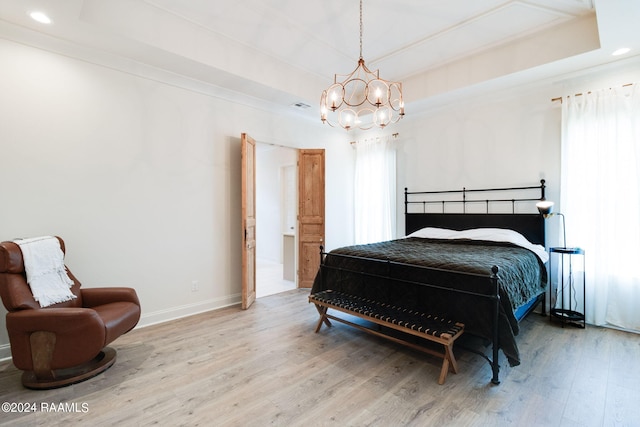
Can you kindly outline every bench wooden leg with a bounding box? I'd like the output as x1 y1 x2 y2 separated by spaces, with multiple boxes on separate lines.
438 344 460 384
438 356 450 385
314 305 331 333
445 343 459 374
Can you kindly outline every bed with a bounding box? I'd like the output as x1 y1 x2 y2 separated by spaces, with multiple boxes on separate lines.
310 180 549 384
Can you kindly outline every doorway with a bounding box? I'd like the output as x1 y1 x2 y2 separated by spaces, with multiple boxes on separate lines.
255 143 297 298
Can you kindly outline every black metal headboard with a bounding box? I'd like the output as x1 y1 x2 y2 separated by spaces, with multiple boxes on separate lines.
404 180 547 245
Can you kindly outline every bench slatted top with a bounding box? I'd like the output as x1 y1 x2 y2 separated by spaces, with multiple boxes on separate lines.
310 290 463 340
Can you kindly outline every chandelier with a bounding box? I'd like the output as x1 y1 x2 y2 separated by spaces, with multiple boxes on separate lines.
320 0 404 131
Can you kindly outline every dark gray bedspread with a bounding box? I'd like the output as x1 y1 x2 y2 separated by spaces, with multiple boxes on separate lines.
310 237 547 366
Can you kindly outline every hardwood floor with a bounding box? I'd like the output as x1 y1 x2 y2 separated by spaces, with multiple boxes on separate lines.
1 289 639 426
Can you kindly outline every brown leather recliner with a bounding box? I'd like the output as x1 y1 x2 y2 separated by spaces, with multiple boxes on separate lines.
0 237 141 389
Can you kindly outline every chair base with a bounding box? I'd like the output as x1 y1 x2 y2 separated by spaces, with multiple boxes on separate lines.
21 347 117 390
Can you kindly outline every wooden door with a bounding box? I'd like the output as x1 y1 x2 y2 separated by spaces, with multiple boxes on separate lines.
298 149 325 288
241 133 257 309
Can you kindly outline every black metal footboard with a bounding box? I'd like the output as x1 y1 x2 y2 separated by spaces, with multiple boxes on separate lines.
314 247 504 385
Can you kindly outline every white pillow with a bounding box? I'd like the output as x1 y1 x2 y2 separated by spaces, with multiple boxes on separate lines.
406 227 548 263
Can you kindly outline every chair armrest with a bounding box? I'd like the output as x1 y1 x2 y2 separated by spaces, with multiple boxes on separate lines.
81 287 140 308
6 308 107 371
6 308 105 336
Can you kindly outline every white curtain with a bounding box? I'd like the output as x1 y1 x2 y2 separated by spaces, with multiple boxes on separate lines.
561 83 640 332
354 136 396 244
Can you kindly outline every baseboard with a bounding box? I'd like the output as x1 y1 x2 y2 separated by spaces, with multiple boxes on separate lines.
0 293 242 364
136 293 242 329
0 343 11 362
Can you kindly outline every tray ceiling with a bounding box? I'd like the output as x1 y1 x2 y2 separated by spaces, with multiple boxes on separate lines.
1 0 637 119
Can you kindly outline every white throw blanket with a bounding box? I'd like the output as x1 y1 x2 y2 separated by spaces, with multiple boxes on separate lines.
14 236 76 307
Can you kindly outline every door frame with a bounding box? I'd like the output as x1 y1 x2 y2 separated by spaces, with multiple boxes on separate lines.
243 140 326 304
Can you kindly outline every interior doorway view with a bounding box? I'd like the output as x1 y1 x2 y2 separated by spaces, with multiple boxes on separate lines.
256 143 297 298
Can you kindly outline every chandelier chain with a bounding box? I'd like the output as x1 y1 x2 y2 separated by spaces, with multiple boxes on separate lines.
359 0 363 60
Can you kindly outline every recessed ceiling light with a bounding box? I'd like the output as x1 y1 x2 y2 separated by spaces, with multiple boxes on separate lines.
29 11 52 24
612 47 631 56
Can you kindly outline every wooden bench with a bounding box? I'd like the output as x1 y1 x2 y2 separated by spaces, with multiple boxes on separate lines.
309 290 464 384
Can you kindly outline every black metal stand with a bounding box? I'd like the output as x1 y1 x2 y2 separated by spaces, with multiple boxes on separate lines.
549 247 585 328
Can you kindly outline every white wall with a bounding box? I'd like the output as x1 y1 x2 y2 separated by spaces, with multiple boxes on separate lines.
389 90 554 249
394 55 640 247
395 85 560 234
0 38 353 358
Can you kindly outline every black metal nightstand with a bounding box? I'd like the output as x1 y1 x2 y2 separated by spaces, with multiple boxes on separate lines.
548 247 585 328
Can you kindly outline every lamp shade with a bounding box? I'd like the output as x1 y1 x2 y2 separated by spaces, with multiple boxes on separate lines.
536 200 554 217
